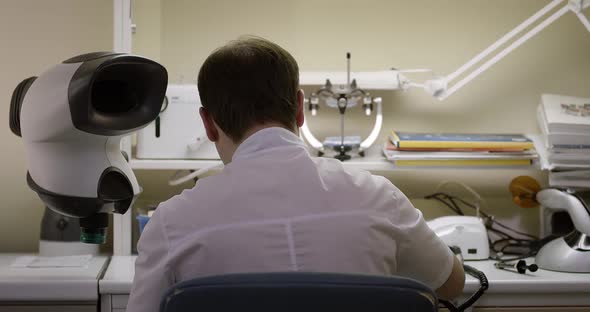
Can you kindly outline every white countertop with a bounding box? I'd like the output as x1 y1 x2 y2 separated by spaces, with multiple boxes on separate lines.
0 253 109 302
99 255 136 294
100 256 590 307
460 260 590 307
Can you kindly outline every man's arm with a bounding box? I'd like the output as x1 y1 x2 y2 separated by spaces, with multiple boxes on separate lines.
126 209 174 312
386 186 466 299
436 256 465 300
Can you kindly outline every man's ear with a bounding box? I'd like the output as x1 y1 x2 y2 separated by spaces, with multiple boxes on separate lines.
199 107 219 142
296 89 305 128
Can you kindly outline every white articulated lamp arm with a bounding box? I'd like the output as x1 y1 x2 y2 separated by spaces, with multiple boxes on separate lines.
421 0 590 100
573 0 590 31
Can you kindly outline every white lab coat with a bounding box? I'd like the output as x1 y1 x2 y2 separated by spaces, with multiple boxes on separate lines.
127 127 453 312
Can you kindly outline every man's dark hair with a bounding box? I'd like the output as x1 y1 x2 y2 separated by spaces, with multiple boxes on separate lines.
197 36 300 142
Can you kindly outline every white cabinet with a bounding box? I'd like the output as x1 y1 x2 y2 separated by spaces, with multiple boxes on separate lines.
100 256 590 312
0 254 109 312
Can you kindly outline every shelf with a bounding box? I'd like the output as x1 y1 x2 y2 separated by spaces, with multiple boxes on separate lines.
128 156 393 171
128 144 393 171
129 144 539 172
130 158 222 170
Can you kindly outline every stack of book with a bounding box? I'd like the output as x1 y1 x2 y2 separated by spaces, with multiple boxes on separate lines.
383 131 536 167
536 94 590 188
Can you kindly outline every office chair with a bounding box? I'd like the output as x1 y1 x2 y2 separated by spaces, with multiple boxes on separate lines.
160 272 438 312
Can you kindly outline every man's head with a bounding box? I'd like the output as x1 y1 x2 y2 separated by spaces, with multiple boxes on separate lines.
197 36 305 163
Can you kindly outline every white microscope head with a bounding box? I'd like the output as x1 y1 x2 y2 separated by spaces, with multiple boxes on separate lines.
536 188 590 236
9 52 167 243
535 188 590 272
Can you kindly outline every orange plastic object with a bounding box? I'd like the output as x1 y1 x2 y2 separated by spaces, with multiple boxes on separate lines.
509 176 541 208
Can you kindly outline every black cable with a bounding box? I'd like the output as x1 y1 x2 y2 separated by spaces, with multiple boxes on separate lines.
497 235 557 259
447 196 465 216
438 265 489 312
444 194 538 240
426 192 538 241
490 234 558 262
425 191 543 262
439 299 459 312
426 194 464 215
488 228 512 240
491 237 535 256
492 220 538 239
457 265 489 311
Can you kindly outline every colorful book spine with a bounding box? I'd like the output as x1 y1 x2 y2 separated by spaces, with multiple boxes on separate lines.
393 159 532 167
385 141 527 152
390 131 534 149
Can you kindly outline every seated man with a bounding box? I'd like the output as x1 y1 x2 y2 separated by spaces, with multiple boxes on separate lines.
127 37 465 312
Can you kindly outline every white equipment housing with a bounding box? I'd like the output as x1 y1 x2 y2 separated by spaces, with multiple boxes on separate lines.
427 215 490 260
136 84 219 160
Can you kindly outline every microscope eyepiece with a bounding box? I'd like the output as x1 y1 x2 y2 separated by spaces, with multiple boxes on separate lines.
79 213 109 244
9 76 37 137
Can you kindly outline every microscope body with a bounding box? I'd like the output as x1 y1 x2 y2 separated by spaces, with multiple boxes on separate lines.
11 52 167 243
535 189 590 273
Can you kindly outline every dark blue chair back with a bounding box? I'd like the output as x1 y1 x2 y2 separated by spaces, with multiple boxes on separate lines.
160 272 438 312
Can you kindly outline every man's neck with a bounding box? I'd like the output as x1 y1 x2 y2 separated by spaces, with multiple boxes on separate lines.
220 123 296 164
237 123 295 146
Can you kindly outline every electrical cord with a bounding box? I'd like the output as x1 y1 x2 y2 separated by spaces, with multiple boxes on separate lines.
424 189 554 310
439 264 489 312
424 193 465 215
424 191 553 262
442 194 538 240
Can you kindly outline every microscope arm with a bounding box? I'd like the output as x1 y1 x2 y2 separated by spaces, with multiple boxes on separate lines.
536 188 590 236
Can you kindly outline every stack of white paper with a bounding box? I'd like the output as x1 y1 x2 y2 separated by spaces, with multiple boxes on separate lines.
537 94 590 187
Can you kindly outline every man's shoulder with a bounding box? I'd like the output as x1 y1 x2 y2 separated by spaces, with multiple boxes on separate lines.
157 172 228 213
311 156 392 186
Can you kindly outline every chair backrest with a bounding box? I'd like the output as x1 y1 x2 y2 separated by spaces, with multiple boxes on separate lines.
160 272 438 312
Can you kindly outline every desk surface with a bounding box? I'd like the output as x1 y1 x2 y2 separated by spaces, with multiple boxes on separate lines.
0 253 109 302
100 255 590 307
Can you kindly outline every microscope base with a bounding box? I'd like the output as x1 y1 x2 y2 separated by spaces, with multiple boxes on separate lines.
536 231 590 273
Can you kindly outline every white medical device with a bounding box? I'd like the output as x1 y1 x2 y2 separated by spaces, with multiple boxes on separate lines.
535 188 590 273
136 84 219 160
427 216 490 260
9 52 167 244
300 53 383 160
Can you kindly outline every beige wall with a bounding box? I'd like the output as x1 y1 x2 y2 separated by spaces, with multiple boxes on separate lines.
130 0 590 234
143 0 590 136
1 1 588 252
0 0 113 252
132 0 161 61
131 0 590 151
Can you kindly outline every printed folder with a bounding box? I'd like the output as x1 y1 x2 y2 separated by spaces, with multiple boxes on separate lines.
390 131 534 149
